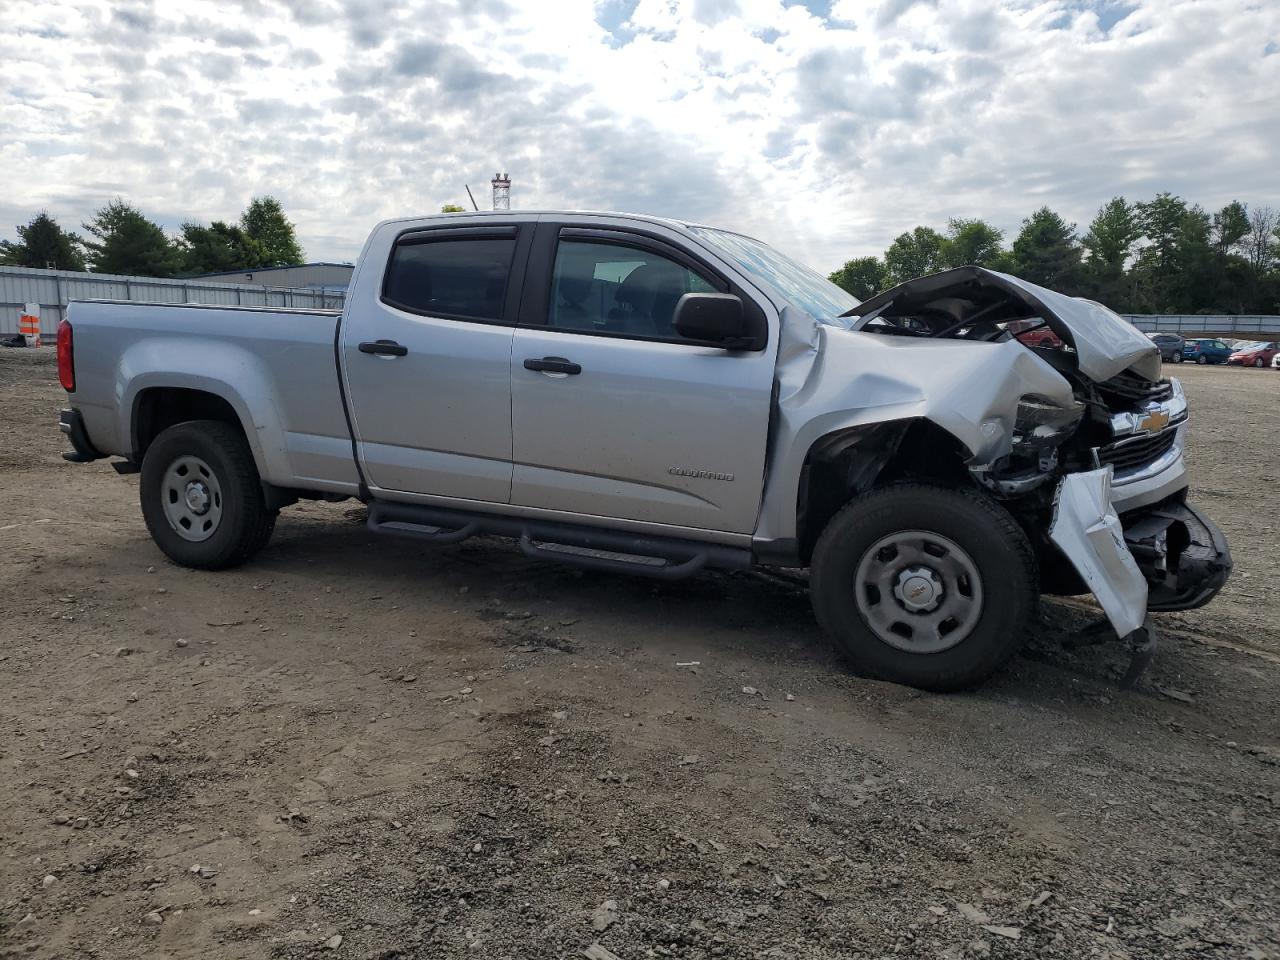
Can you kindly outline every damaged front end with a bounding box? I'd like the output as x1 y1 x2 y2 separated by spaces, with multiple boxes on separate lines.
848 267 1232 675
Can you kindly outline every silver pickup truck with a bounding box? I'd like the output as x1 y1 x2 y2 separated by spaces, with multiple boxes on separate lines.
56 210 1230 690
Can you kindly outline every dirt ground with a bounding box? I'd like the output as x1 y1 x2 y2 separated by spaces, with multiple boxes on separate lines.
0 349 1277 960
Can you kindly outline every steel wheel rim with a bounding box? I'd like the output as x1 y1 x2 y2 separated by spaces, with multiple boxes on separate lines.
853 530 984 654
161 455 223 542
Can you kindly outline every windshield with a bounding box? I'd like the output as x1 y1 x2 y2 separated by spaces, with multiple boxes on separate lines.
686 225 860 323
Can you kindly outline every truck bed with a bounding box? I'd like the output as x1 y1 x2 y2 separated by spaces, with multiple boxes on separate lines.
68 300 359 493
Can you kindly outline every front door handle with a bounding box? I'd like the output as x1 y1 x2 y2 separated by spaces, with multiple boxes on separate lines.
523 357 581 375
358 339 408 357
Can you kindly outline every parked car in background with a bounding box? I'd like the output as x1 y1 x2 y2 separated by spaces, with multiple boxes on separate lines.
1182 338 1233 364
1147 332 1185 362
1227 341 1279 367
1005 318 1064 349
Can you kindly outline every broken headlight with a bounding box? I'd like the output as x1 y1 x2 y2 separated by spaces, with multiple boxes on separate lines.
1011 395 1085 452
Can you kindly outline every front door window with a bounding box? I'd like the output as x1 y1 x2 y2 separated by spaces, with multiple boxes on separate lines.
548 240 716 340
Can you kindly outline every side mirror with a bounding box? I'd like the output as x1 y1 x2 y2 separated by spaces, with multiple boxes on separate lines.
673 292 753 347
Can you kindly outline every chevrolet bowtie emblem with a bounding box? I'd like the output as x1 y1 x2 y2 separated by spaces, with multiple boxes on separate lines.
1138 409 1171 434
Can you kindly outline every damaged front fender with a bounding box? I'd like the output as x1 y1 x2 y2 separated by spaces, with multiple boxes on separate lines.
755 305 1075 543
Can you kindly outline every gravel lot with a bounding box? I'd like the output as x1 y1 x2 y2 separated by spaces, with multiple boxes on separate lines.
1 349 1277 960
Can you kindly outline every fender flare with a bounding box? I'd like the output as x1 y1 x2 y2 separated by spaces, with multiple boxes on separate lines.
758 407 973 545
116 338 290 484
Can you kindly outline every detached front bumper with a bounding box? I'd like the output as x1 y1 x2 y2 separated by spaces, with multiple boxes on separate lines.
1049 469 1231 641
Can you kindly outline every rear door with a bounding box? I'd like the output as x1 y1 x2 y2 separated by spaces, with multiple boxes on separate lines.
508 223 775 534
340 222 531 502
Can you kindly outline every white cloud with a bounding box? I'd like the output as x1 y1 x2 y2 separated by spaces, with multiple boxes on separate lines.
0 0 1277 271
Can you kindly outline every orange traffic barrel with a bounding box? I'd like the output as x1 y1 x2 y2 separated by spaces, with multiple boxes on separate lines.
20 302 42 347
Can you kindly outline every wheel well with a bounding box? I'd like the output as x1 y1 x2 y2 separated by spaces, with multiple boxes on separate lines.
796 419 972 564
132 388 245 461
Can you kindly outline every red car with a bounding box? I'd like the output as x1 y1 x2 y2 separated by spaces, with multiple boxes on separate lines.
1227 341 1279 367
1006 318 1064 349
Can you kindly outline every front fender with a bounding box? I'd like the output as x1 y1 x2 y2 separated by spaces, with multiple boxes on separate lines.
756 317 1074 543
117 337 290 484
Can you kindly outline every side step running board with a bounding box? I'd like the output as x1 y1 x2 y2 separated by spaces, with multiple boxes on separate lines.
366 501 749 580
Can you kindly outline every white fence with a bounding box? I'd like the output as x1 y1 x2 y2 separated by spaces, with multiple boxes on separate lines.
0 265 346 335
1123 314 1280 335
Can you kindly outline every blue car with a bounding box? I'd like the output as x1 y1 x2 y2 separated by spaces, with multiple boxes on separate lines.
1181 338 1233 364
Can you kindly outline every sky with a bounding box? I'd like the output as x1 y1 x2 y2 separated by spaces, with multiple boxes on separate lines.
1 0 1278 272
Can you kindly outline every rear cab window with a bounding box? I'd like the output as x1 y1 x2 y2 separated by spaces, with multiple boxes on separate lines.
382 229 519 323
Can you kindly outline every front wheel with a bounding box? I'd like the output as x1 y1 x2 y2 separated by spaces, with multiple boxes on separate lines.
1197 355 1209 364
1256 358 1266 368
140 420 277 570
810 485 1037 692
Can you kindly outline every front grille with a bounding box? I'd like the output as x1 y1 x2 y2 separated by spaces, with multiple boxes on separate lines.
1098 370 1173 411
1098 428 1179 473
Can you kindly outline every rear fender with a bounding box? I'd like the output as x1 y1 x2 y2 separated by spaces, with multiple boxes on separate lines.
118 338 287 483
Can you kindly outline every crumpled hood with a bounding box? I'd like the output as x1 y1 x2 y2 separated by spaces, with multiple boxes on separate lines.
848 266 1161 383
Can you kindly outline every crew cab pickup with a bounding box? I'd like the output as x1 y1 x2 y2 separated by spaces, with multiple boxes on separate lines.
57 211 1231 690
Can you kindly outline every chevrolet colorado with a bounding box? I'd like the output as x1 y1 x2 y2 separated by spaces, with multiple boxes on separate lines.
56 211 1231 690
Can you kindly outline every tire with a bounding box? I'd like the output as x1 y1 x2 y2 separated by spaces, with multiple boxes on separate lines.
810 484 1037 692
1197 355 1208 364
140 420 276 570
1171 353 1183 363
1256 358 1266 368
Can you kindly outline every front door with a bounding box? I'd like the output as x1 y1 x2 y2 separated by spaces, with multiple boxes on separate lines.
509 226 775 534
341 224 529 502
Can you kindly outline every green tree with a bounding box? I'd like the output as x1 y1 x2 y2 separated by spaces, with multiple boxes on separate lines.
0 211 86 270
1171 205 1216 312
883 226 945 285
938 218 1005 269
1132 193 1186 276
1245 206 1277 275
239 196 304 267
82 199 182 276
828 255 887 300
1081 197 1141 309
1211 201 1250 257
1008 207 1081 292
1206 201 1253 312
441 203 466 213
178 221 263 275
1132 195 1214 312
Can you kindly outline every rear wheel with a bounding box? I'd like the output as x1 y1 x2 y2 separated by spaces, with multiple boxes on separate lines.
1171 352 1183 363
810 484 1037 692
140 420 276 569
1197 355 1208 364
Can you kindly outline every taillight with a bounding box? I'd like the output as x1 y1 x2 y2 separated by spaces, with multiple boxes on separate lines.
57 319 75 392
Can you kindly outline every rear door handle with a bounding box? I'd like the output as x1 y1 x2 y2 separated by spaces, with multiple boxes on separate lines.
358 339 408 357
523 357 581 375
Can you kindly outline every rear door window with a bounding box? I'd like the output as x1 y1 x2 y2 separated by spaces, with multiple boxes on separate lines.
383 235 517 322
